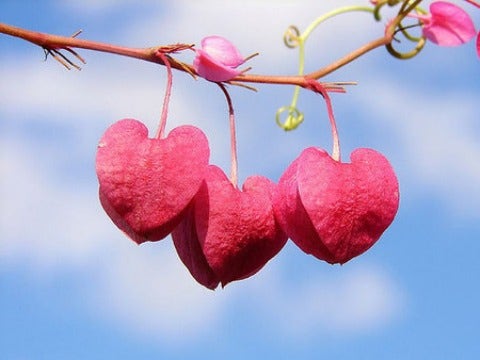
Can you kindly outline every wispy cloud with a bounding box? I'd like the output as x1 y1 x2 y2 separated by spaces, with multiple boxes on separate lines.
0 137 105 269
238 259 405 340
87 241 233 344
355 78 480 219
85 238 404 344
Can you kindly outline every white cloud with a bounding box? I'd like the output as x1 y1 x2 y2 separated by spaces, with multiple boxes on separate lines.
88 240 233 343
87 243 404 343
355 79 480 219
57 0 154 13
0 137 108 270
125 0 379 74
244 259 404 339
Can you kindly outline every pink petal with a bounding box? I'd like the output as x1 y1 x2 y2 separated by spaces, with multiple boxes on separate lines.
193 35 246 82
193 49 242 82
201 35 245 67
423 1 476 46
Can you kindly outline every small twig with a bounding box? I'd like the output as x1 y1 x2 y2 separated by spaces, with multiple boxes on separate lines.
64 46 87 64
43 48 82 70
0 22 194 73
227 81 258 92
54 49 79 70
71 29 83 38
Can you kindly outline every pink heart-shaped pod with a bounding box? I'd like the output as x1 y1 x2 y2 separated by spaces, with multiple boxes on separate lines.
96 119 210 244
274 147 399 264
172 165 287 289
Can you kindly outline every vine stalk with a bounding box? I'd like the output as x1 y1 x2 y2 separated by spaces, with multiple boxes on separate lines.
0 2 417 90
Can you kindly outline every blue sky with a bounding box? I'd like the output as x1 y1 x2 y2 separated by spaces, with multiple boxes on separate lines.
1 1 480 359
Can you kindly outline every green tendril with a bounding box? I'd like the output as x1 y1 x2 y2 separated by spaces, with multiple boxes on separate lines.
386 2 426 60
275 106 304 131
386 35 426 59
283 25 301 49
374 0 417 21
373 0 396 21
301 6 375 42
398 23 422 42
377 0 425 59
276 5 374 131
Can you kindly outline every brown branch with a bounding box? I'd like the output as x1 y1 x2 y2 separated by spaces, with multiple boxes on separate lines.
0 22 193 72
234 34 391 85
305 36 391 79
1 9 412 89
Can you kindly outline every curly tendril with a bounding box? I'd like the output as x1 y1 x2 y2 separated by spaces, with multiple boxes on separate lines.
275 106 304 131
283 26 301 49
372 0 403 21
276 5 372 131
372 0 428 59
386 33 426 59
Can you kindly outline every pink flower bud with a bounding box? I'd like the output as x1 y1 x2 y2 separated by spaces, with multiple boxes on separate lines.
193 36 246 82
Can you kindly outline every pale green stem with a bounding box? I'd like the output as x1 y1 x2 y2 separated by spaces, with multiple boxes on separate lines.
301 6 375 41
285 5 375 126
284 40 305 127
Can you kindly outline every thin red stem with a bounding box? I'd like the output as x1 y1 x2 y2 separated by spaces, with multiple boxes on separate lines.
306 80 340 161
154 51 173 139
217 83 238 188
305 36 391 80
324 90 340 162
